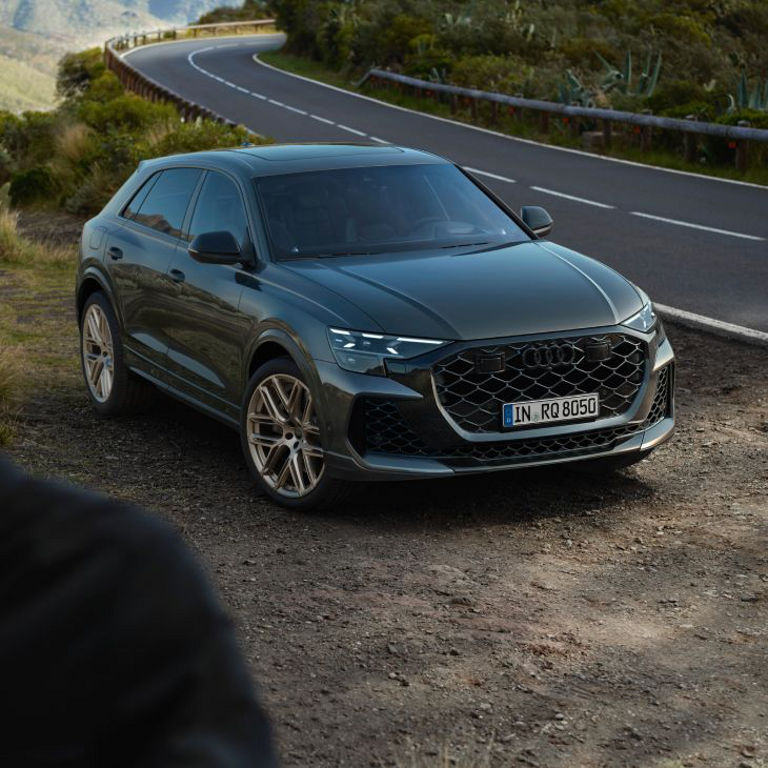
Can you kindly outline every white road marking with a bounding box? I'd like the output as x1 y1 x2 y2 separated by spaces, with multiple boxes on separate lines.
252 48 768 192
188 48 367 136
630 211 764 241
656 304 768 348
369 136 390 144
464 167 516 183
530 185 615 209
179 43 768 345
337 124 368 137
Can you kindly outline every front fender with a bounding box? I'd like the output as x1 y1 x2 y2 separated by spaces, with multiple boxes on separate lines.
243 324 332 427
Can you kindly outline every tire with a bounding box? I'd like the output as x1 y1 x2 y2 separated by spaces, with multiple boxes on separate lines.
240 357 350 512
79 292 155 417
571 450 651 475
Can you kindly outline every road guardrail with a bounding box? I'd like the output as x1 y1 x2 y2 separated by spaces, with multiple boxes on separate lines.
104 19 276 129
359 68 768 171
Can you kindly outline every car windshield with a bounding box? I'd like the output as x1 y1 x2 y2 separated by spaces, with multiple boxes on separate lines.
254 163 530 260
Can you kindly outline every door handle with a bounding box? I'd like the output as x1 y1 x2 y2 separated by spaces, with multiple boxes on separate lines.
169 268 186 284
107 246 123 260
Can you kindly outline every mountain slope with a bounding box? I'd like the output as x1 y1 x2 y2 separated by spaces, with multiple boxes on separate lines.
0 0 241 111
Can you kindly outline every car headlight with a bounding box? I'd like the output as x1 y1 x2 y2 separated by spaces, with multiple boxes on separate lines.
328 327 447 375
623 302 658 333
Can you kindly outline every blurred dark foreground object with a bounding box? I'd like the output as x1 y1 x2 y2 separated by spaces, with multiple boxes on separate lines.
0 455 278 767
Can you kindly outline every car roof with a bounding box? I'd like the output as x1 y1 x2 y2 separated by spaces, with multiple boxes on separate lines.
138 143 449 177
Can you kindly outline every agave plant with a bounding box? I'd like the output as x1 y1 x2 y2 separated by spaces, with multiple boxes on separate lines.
503 0 535 42
728 73 768 112
558 70 596 108
595 50 662 98
442 12 473 29
427 67 449 85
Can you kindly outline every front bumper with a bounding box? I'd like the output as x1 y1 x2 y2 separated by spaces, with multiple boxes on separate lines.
314 325 675 482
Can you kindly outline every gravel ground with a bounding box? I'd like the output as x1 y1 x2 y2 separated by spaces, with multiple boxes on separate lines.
4 218 768 767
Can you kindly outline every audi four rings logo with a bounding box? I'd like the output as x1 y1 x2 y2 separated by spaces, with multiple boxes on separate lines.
521 343 577 369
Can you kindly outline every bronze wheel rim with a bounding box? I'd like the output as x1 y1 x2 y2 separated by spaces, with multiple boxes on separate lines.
246 373 324 497
82 304 114 403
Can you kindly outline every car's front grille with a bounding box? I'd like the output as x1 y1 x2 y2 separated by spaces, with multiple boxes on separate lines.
361 363 671 465
432 333 646 433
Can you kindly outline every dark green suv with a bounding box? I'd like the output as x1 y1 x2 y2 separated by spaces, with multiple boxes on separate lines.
76 143 674 510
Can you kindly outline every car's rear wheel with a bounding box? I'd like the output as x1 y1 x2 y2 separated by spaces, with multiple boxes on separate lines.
80 292 154 416
241 358 349 511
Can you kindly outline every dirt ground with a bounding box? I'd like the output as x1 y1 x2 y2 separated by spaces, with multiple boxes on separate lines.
4 216 768 767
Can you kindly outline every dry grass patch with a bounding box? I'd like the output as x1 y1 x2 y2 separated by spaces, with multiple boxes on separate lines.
0 188 74 269
0 346 21 445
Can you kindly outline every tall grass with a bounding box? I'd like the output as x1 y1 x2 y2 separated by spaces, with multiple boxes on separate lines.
0 184 73 268
0 347 20 446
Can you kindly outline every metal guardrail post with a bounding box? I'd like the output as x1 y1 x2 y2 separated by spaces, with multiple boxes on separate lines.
735 120 750 172
602 119 612 149
641 109 652 151
684 115 698 163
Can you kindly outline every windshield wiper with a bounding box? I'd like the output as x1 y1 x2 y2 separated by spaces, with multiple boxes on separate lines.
440 241 490 249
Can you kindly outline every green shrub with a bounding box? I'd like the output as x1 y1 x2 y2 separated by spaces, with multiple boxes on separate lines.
151 120 252 156
450 55 533 95
9 166 55 207
57 48 106 99
197 0 269 24
78 94 178 134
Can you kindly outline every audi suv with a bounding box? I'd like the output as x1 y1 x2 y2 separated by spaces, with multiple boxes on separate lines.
76 143 675 510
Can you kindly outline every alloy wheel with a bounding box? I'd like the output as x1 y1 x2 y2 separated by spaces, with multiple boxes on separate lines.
246 373 324 497
82 303 115 403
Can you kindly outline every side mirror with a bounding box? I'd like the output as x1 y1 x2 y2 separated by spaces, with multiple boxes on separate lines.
520 206 553 238
188 231 242 264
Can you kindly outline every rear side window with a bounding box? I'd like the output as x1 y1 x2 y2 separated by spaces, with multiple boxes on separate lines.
187 171 249 248
132 168 202 238
123 174 159 220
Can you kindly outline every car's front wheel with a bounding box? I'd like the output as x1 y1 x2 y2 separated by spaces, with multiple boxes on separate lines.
240 358 349 511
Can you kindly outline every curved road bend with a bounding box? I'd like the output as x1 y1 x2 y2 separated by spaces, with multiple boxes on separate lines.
125 34 768 332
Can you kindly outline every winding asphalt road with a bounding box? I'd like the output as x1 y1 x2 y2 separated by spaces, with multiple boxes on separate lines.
124 34 768 333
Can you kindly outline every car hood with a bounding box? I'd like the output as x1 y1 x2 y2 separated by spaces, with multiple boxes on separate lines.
282 240 644 340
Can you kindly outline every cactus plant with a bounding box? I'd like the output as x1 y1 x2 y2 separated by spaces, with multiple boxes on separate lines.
728 73 768 112
595 50 662 97
558 70 596 108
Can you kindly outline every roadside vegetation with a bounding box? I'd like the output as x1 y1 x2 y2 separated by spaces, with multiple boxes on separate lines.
0 184 77 445
197 0 271 25
0 48 266 216
259 0 768 181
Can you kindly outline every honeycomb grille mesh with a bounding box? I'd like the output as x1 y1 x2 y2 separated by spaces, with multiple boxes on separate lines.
362 363 671 464
645 364 671 427
364 399 430 456
433 334 646 433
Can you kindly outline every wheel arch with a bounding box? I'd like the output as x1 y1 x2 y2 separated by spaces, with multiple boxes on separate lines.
76 271 117 323
244 327 327 420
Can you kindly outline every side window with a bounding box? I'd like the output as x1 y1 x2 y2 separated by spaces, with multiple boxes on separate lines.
187 171 249 249
133 168 202 238
122 173 159 220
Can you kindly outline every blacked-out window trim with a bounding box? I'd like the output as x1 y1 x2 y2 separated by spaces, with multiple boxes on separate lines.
120 172 161 222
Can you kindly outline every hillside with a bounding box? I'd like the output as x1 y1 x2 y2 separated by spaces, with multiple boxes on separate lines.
0 0 241 111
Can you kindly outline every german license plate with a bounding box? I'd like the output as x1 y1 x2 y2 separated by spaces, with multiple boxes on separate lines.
502 393 599 428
